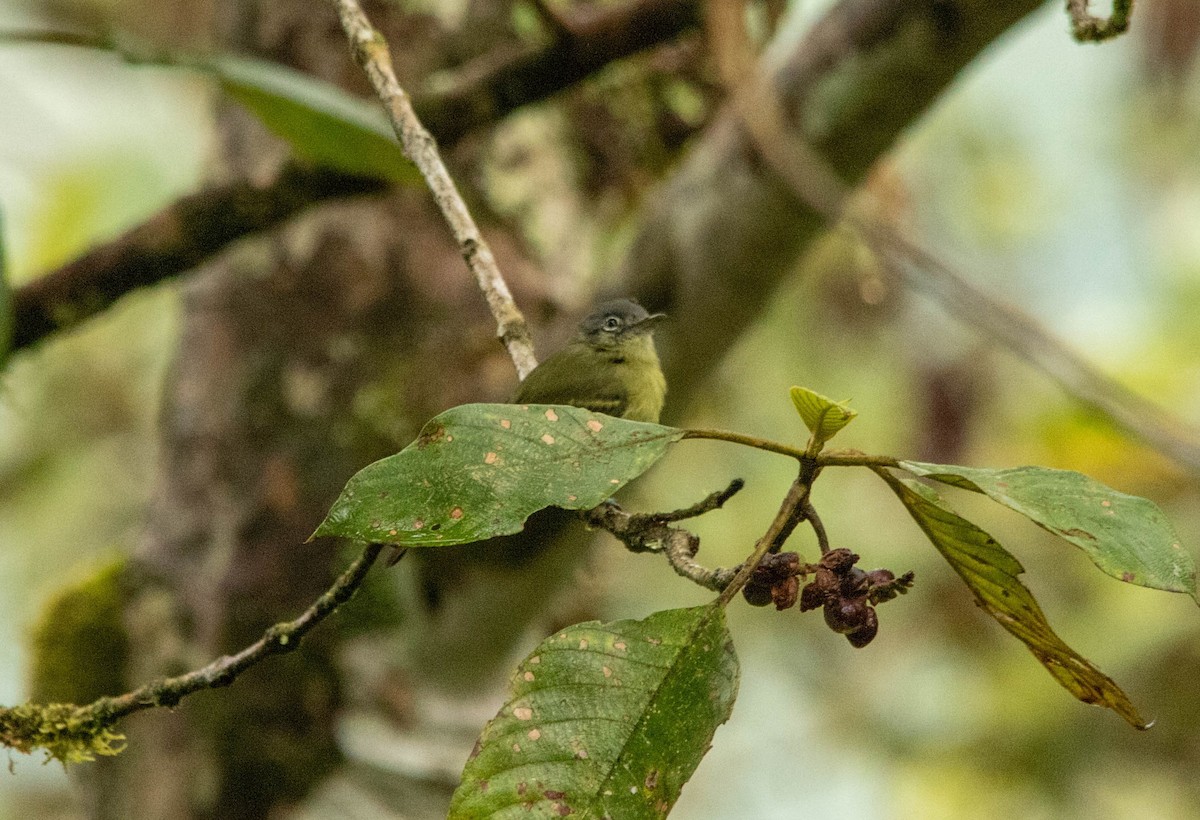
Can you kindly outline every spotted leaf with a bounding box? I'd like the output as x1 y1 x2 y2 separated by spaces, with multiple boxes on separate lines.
313 403 683 546
450 603 739 819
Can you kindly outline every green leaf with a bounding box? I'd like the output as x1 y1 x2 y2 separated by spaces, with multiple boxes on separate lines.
450 603 739 819
195 54 418 184
789 385 856 446
883 473 1147 729
901 461 1196 603
0 35 410 183
0 205 10 366
313 403 684 546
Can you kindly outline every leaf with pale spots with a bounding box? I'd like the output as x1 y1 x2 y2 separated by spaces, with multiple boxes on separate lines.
901 461 1197 603
883 473 1147 729
313 403 684 546
449 603 739 819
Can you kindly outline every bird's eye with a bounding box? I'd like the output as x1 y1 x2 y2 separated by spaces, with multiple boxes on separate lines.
602 316 622 332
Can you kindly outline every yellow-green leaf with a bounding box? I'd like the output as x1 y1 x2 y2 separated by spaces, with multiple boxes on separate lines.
789 386 856 446
882 472 1147 729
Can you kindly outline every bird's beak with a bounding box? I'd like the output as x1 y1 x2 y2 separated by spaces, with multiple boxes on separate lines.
635 312 668 331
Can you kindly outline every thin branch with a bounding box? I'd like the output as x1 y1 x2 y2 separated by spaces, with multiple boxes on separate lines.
418 0 701 147
854 219 1200 472
1 543 384 759
332 0 536 378
95 543 383 720
716 473 811 606
706 0 1200 475
802 498 830 554
1066 0 1133 42
680 430 910 470
663 530 739 590
817 451 902 469
9 0 702 354
652 477 745 523
681 427 808 460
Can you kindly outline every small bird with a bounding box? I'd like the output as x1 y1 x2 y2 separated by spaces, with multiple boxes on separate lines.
514 298 667 423
412 299 668 607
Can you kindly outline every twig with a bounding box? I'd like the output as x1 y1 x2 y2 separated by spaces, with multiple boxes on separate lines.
682 427 808 460
1066 0 1133 42
651 477 745 522
817 451 902 469
585 482 743 590
95 543 383 720
663 530 739 590
716 473 811 605
1 543 384 759
332 0 536 378
802 498 830 554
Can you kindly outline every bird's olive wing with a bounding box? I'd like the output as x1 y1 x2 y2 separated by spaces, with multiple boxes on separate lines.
513 347 629 418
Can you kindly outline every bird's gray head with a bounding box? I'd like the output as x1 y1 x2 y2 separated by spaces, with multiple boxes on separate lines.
577 299 666 348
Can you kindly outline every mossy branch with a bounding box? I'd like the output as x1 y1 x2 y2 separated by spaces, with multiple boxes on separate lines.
0 543 383 765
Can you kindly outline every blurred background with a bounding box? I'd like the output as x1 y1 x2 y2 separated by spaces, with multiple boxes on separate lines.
2 0 1200 817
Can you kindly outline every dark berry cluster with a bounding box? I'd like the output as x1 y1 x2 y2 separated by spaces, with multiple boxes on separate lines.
742 547 914 648
741 552 802 610
799 549 913 647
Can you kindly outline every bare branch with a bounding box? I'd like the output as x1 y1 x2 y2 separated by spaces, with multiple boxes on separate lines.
652 477 745 523
716 472 813 605
12 165 383 350
332 0 536 377
802 498 830 554
662 529 739 590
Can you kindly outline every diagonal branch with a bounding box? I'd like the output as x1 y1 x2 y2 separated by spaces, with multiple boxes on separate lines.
705 0 1200 473
585 481 745 590
11 165 382 350
333 0 536 376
